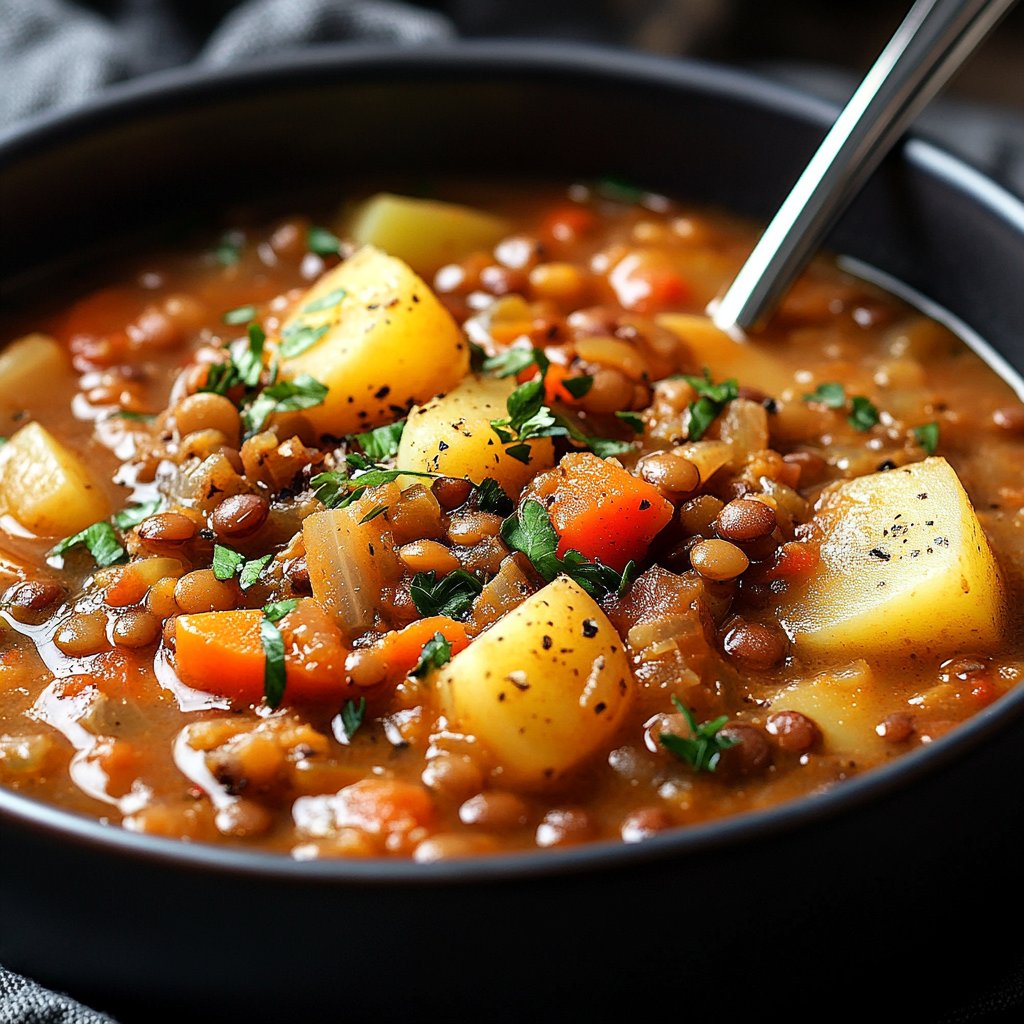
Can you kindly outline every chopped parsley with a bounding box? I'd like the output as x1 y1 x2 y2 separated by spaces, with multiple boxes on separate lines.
803 382 880 432
490 378 633 464
279 323 329 359
242 374 328 435
596 175 645 204
310 454 432 510
409 570 482 621
411 632 453 678
659 696 736 773
214 233 242 267
913 421 940 455
483 346 541 378
475 477 513 516
307 225 341 256
222 304 256 325
354 421 405 461
562 375 593 399
500 500 635 600
338 697 366 741
201 323 266 396
683 369 739 441
260 598 298 709
301 287 347 314
212 546 272 589
615 410 645 434
803 381 847 409
112 499 162 530
848 395 880 432
358 504 389 524
49 522 125 568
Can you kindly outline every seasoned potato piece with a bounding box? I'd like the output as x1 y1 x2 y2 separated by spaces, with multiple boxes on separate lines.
278 246 468 437
347 193 510 277
0 422 110 537
778 457 1003 657
767 660 885 756
397 375 554 496
657 314 795 396
436 577 634 789
0 334 67 412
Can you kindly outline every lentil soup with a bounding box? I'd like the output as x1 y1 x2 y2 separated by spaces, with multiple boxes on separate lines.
1 182 1021 860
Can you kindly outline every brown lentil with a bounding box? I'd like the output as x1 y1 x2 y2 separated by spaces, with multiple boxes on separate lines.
53 610 110 657
876 713 916 743
137 512 198 545
638 452 700 497
172 391 241 447
535 807 596 848
715 498 778 542
398 539 461 576
211 493 270 539
716 723 773 778
432 476 473 510
421 753 485 802
111 609 161 648
458 791 531 830
447 511 504 547
722 620 788 670
620 806 675 843
173 570 236 613
1 580 64 623
690 539 750 581
765 711 821 754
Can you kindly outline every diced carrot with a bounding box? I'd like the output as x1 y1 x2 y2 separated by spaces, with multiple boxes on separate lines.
88 737 142 798
542 363 582 406
174 601 351 705
547 452 674 571
542 204 597 242
375 616 470 679
57 286 145 344
331 778 436 841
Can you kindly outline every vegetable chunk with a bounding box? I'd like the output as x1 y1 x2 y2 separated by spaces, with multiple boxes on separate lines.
0 333 67 411
397 375 555 495
278 246 468 437
436 577 634 788
0 422 110 537
778 457 1003 657
347 193 511 277
547 452 673 571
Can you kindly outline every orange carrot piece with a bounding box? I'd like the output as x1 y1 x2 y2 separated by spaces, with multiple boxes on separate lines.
330 778 436 841
547 452 674 571
542 204 597 242
376 616 470 679
174 601 350 705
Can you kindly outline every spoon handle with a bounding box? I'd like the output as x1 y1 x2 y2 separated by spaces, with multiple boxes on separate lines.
712 0 1019 334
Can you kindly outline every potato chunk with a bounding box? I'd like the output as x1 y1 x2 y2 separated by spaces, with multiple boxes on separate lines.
657 314 796 396
0 422 110 537
397 375 554 496
778 457 1003 657
278 246 468 437
0 334 67 412
347 193 510 277
436 577 634 789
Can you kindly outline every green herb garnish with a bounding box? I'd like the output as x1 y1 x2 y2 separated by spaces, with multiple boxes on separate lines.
912 421 940 454
659 696 736 773
338 697 366 741
848 395 880 432
596 175 645 204
358 505 389 524
475 477 513 516
212 544 245 581
239 553 272 590
222 304 257 325
411 632 453 678
260 597 298 709
301 287 347 314
310 457 432 510
307 226 342 256
279 323 329 359
112 499 162 530
500 500 635 599
409 570 483 621
683 369 739 441
354 421 405 461
113 410 156 423
804 381 846 408
49 522 125 568
561 375 593 399
483 346 543 378
242 373 328 435
214 233 242 266
615 410 644 434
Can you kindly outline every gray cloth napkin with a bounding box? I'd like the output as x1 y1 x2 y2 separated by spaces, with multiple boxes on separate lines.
0 967 116 1024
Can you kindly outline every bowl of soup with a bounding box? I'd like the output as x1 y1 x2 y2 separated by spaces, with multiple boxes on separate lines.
1 43 1022 1022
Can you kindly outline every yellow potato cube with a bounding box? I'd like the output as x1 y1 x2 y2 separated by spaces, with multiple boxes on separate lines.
396 374 554 496
278 246 468 437
436 576 634 789
778 457 1003 657
347 193 510 277
0 422 110 537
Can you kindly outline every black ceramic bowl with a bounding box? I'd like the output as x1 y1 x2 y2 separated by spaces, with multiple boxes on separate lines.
2 44 1023 1024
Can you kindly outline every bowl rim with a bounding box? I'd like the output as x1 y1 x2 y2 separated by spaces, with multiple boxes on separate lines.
2 40 1023 884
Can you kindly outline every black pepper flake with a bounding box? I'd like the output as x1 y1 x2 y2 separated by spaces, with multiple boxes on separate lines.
582 619 599 638
763 397 779 415
639 499 651 511
917 493 928 500
869 547 891 561
877 459 897 471
438 440 449 451
594 702 607 715
375 385 391 399
542 635 553 650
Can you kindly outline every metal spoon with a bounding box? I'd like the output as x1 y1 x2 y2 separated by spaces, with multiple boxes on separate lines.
712 0 1020 335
